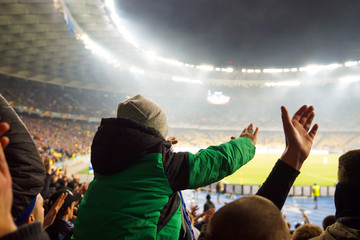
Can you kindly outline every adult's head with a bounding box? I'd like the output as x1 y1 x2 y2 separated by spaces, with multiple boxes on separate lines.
117 94 168 138
338 149 360 185
48 188 81 221
335 149 360 218
23 193 44 225
322 215 336 230
204 195 290 240
292 224 323 240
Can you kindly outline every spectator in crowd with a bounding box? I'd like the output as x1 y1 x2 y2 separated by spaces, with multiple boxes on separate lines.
194 208 215 233
292 224 323 240
310 149 360 239
0 122 49 240
203 194 215 212
215 181 224 203
200 195 290 240
73 94 258 240
198 105 318 240
24 193 44 226
312 182 320 209
46 189 81 240
291 209 311 234
0 94 46 226
322 215 336 230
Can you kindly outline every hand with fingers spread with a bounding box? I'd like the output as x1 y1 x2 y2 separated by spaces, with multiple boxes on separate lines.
43 192 67 230
0 122 17 237
231 123 259 146
280 105 319 170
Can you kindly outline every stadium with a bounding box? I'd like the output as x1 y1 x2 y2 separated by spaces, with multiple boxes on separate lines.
0 0 359 239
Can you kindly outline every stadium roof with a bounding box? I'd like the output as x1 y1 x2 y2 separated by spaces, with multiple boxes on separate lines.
0 0 144 91
1 0 360 90
118 0 360 67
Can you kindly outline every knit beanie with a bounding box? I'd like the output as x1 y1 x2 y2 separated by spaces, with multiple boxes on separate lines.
117 94 168 138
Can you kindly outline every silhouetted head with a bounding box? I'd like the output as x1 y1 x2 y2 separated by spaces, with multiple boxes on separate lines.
204 195 290 240
292 224 323 240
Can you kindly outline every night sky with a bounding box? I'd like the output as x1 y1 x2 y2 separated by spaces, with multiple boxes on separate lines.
116 0 360 67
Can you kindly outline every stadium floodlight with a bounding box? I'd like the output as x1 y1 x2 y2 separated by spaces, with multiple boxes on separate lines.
263 68 283 73
157 57 184 67
277 80 301 86
299 63 341 72
80 34 120 67
339 76 360 83
221 68 233 73
255 69 261 73
283 68 290 73
265 82 277 87
265 81 301 87
344 61 358 67
242 69 247 73
247 69 255 73
291 68 298 72
215 68 221 71
196 65 214 71
104 0 139 48
145 50 157 61
129 66 145 75
172 76 203 84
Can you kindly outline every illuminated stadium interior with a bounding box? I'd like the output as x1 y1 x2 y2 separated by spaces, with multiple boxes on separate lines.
1 0 360 234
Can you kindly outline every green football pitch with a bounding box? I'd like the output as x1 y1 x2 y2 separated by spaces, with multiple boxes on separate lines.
224 153 339 186
77 153 339 186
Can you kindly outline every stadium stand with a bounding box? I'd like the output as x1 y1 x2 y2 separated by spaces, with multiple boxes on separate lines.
1 76 360 153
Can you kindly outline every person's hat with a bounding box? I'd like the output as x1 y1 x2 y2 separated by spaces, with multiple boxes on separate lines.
117 94 168 138
48 188 81 216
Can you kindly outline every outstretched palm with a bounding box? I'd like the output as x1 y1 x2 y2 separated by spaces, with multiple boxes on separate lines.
280 105 319 170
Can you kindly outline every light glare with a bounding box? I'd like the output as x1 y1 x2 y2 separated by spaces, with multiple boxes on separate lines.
339 76 360 83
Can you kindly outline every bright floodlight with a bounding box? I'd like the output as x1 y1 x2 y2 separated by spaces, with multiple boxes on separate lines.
339 76 360 83
221 68 233 73
299 63 341 72
104 0 139 47
172 76 203 84
344 61 358 67
197 65 214 71
265 81 301 87
129 66 144 75
277 80 301 86
145 50 157 60
263 68 283 73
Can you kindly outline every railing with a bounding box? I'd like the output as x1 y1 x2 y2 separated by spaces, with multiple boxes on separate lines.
202 183 336 197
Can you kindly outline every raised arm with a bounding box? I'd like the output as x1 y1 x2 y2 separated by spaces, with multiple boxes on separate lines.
0 122 16 237
257 105 318 209
279 105 318 170
164 124 258 191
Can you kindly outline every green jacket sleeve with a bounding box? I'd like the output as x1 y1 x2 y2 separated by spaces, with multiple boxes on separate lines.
188 137 255 189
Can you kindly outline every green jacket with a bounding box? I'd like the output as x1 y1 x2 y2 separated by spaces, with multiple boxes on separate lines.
73 118 255 240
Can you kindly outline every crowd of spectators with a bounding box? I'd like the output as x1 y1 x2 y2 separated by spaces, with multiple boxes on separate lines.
0 90 359 240
19 115 96 163
1 76 360 132
1 76 358 152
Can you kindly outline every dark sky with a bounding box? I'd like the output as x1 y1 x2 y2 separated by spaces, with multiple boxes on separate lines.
116 0 360 67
